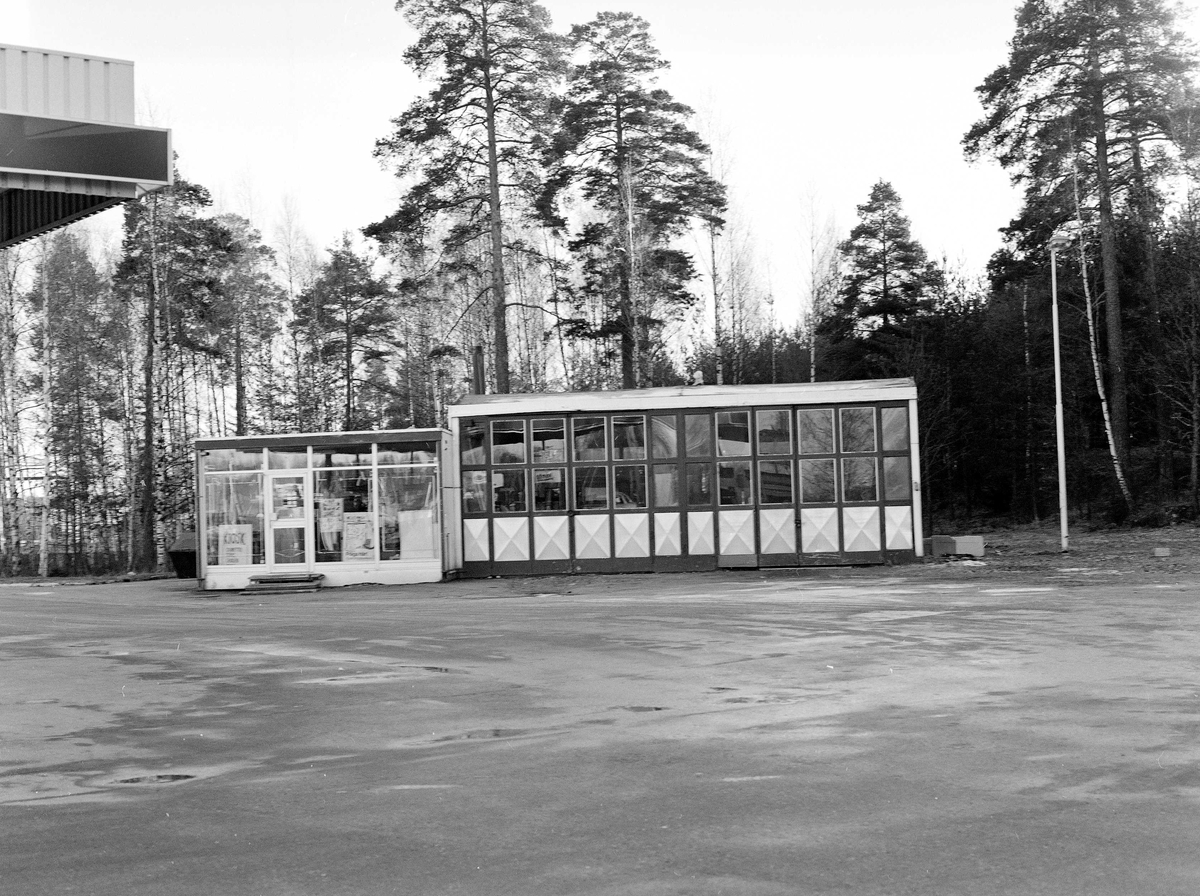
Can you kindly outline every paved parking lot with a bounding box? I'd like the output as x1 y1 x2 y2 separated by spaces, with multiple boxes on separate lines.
2 569 1199 895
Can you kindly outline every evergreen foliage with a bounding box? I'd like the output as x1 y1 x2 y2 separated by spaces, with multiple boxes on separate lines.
826 181 938 348
540 12 726 388
367 0 564 393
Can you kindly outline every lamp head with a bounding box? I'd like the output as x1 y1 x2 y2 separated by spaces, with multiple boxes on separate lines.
1048 223 1081 252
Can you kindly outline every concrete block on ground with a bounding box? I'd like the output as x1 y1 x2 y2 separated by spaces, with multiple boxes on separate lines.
926 535 986 558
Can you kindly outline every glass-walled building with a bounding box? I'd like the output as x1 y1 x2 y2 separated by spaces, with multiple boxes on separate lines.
447 379 921 576
195 430 455 590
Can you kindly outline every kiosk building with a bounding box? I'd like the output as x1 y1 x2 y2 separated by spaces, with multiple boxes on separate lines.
446 379 922 577
192 379 922 589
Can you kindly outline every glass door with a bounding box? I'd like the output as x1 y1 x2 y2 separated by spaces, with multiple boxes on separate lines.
266 472 309 570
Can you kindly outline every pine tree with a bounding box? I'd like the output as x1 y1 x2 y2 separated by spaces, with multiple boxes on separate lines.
30 233 126 573
368 0 564 394
292 237 394 432
114 174 233 570
964 0 1198 471
827 181 936 347
539 12 726 388
212 214 286 435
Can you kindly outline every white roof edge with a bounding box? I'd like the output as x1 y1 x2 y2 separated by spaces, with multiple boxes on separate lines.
194 427 445 447
0 43 135 66
447 379 917 419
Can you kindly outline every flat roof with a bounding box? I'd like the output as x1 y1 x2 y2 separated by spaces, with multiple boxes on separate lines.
195 429 445 452
448 379 917 419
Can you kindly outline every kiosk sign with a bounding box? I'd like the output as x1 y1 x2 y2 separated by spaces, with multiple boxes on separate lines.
218 524 253 565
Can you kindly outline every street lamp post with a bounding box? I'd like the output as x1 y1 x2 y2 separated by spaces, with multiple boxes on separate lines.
1047 229 1075 553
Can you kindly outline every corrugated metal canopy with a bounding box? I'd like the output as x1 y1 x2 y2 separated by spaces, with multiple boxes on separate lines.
0 44 170 250
0 188 123 249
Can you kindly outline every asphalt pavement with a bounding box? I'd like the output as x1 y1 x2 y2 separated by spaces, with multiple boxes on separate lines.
2 569 1199 895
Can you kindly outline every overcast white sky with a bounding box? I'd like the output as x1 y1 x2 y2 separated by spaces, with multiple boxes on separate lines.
5 0 1199 324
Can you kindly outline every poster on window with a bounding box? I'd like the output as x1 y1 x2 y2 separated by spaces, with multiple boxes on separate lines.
342 512 374 561
218 524 253 565
318 498 343 533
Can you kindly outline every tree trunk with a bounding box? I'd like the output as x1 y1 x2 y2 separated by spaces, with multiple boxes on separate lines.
1022 283 1039 521
38 245 52 577
234 309 247 436
138 197 160 571
1128 129 1172 497
344 297 355 431
0 249 25 574
1090 50 1129 469
480 4 510 394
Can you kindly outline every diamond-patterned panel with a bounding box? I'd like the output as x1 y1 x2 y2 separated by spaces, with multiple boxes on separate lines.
719 510 755 556
687 512 714 554
575 514 611 559
534 515 570 561
842 507 881 552
800 507 838 553
493 518 530 562
614 513 650 558
885 506 914 550
759 508 796 554
464 519 490 562
654 513 681 556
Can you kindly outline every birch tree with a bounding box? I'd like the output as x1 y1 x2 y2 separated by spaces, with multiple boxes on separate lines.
964 0 1197 470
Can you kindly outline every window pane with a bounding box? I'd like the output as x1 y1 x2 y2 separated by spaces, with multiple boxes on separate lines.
612 415 646 459
202 448 263 473
614 465 647 508
379 441 438 465
533 468 566 511
799 459 836 503
756 409 791 455
204 473 264 565
882 407 909 452
685 414 712 456
653 464 678 507
268 446 308 469
840 408 877 454
686 462 713 505
758 461 793 504
842 458 878 502
271 476 306 521
491 420 526 465
272 527 306 565
884 456 911 501
314 469 375 562
314 445 373 467
460 421 486 465
717 411 751 456
575 466 609 509
531 419 566 463
462 470 488 515
491 469 527 512
718 460 753 505
573 417 607 461
798 409 834 455
651 415 678 458
379 467 439 560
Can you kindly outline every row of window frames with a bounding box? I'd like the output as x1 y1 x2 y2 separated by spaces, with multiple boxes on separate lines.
462 456 912 515
462 407 910 467
201 443 439 473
